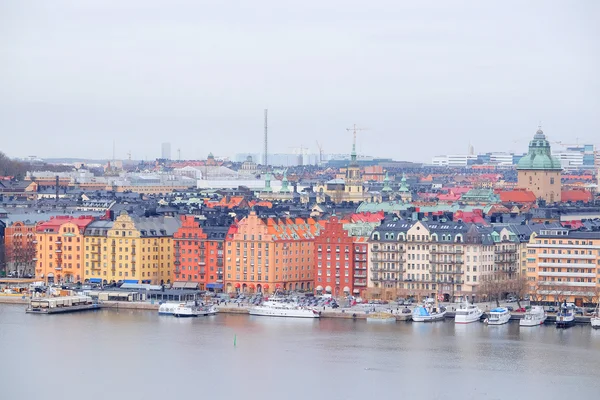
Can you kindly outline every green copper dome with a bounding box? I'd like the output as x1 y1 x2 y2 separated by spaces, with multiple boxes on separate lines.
516 128 562 171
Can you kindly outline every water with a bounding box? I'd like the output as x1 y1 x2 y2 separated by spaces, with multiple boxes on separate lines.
1 304 599 400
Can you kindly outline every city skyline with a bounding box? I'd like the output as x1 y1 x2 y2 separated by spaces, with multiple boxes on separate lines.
1 1 599 161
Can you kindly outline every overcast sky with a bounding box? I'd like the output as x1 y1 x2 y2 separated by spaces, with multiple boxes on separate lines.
1 0 598 162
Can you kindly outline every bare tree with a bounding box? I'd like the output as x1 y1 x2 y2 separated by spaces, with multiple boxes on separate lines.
508 276 529 309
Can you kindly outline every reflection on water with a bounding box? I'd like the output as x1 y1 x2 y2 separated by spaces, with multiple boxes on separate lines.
1 304 599 400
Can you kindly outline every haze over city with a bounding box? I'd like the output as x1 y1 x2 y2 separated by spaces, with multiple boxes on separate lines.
1 0 599 161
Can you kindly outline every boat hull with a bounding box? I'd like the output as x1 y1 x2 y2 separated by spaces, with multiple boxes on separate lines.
485 311 511 325
590 318 600 329
455 311 483 324
519 317 547 327
413 311 447 322
555 317 575 328
249 308 319 318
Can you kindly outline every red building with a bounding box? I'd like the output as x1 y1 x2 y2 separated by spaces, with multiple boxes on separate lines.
314 216 362 297
173 216 227 291
4 221 37 277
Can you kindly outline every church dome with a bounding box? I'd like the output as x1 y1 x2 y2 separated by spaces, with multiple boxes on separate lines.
516 127 562 171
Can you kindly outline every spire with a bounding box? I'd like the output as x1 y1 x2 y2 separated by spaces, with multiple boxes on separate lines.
382 171 393 192
398 173 409 192
280 170 290 193
263 173 273 192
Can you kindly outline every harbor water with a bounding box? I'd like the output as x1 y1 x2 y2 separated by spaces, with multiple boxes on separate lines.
1 304 599 400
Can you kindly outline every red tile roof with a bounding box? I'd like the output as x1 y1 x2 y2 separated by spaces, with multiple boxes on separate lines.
497 189 537 204
561 189 593 203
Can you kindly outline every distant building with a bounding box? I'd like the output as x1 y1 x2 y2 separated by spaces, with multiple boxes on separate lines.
161 143 171 160
516 127 562 203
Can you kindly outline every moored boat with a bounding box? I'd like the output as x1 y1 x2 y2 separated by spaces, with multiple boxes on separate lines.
412 305 446 322
485 307 511 325
249 298 319 318
366 312 396 323
555 305 575 329
591 304 600 329
173 304 210 317
454 298 483 324
158 302 184 315
519 306 547 327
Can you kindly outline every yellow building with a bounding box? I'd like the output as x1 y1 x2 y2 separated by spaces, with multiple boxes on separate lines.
525 228 600 305
83 212 181 285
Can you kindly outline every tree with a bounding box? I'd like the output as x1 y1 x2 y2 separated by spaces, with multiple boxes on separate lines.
508 276 529 309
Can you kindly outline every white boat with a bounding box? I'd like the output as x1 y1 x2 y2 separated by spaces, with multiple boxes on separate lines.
591 304 600 329
173 304 210 317
249 297 319 318
158 302 184 315
454 298 483 324
555 305 575 328
485 307 511 325
519 306 547 327
204 305 218 315
412 305 447 322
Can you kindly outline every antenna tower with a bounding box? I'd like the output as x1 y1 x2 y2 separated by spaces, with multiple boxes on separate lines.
263 109 268 166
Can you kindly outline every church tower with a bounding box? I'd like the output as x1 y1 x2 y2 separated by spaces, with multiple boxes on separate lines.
516 127 562 203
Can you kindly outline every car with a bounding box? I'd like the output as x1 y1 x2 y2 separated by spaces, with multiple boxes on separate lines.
515 307 526 313
403 300 414 306
547 306 557 313
506 298 516 303
506 306 514 311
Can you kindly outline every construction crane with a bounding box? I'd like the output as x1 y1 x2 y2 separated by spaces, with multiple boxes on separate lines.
177 148 181 160
315 141 324 166
346 124 367 157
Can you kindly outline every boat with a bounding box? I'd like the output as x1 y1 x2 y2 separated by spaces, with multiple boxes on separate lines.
454 298 483 324
204 305 218 315
249 297 319 318
158 302 184 315
555 304 575 328
173 304 210 318
366 312 396 323
519 306 547 327
484 307 511 325
412 305 446 322
591 304 600 329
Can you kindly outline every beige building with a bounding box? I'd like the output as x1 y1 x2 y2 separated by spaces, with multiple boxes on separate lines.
516 128 562 203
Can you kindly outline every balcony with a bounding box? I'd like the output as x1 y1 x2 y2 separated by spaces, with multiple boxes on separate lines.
355 273 367 278
55 249 62 253
495 248 516 254
55 267 62 271
354 280 367 287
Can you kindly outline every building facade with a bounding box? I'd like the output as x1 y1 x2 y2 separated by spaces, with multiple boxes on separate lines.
516 128 562 203
525 228 600 305
4 221 37 277
36 216 95 284
224 211 322 294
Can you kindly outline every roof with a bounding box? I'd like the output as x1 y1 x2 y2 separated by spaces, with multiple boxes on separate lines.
561 189 593 203
497 189 537 204
36 215 96 233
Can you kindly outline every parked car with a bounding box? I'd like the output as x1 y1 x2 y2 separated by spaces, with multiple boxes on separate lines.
506 306 514 311
547 306 557 313
506 297 516 303
515 307 526 313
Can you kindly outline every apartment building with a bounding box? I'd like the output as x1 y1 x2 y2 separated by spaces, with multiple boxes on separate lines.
367 218 520 301
525 228 600 305
82 211 180 285
173 215 228 290
4 221 37 277
35 216 96 284
224 211 323 294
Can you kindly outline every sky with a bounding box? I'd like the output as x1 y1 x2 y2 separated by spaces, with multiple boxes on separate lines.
1 0 599 162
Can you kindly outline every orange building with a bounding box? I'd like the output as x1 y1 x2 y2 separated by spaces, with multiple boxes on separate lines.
173 216 228 290
4 221 37 277
35 216 95 284
224 211 323 294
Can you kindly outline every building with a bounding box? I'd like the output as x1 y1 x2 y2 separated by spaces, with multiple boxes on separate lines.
161 142 171 160
173 215 227 291
516 127 562 203
367 219 518 302
4 221 37 277
83 211 180 285
313 216 367 297
525 228 600 306
35 215 96 284
224 211 323 294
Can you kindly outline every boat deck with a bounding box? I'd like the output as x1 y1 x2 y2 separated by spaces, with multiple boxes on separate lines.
26 303 102 314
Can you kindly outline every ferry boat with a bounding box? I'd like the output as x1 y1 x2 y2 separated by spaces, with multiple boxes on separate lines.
591 304 600 329
249 297 319 318
173 304 211 318
484 307 511 325
158 302 184 315
454 298 483 324
519 306 547 327
412 305 446 322
555 305 575 329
